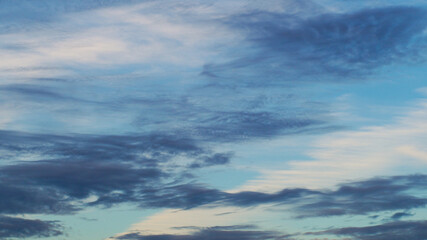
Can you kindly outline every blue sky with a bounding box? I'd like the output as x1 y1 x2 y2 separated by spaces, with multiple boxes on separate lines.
1 0 427 239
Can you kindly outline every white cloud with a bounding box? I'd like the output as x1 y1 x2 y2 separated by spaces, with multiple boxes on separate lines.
107 204 287 239
237 98 427 191
0 1 242 81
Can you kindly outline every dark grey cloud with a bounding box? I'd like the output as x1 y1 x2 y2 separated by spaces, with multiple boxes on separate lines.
1 146 427 240
0 182 77 215
2 160 162 199
391 212 414 220
203 6 427 83
136 184 227 209
307 220 427 240
1 132 426 217
0 130 204 164
135 183 319 210
295 174 427 218
0 215 63 239
2 129 426 221
115 225 288 240
0 130 230 214
136 174 427 215
0 158 166 214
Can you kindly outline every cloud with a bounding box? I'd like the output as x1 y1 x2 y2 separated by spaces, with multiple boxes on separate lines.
391 212 414 220
110 174 427 215
135 184 227 209
0 84 66 100
0 215 63 239
79 171 427 217
0 0 335 142
2 160 162 199
114 225 287 240
203 6 427 83
2 126 427 220
0 157 167 214
0 130 232 214
0 130 217 164
2 2 426 239
294 174 427 218
132 183 317 210
0 0 236 78
307 220 427 240
0 84 87 104
0 182 77 215
0 0 142 30
189 152 233 169
187 111 326 142
238 99 427 192
0 102 330 217
131 94 333 143
106 173 427 238
2 128 426 217
118 219 427 240
227 188 318 207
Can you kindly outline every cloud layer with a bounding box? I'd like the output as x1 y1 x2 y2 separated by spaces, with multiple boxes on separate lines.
1 1 427 239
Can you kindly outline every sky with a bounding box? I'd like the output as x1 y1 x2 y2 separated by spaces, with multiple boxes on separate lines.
1 0 427 239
